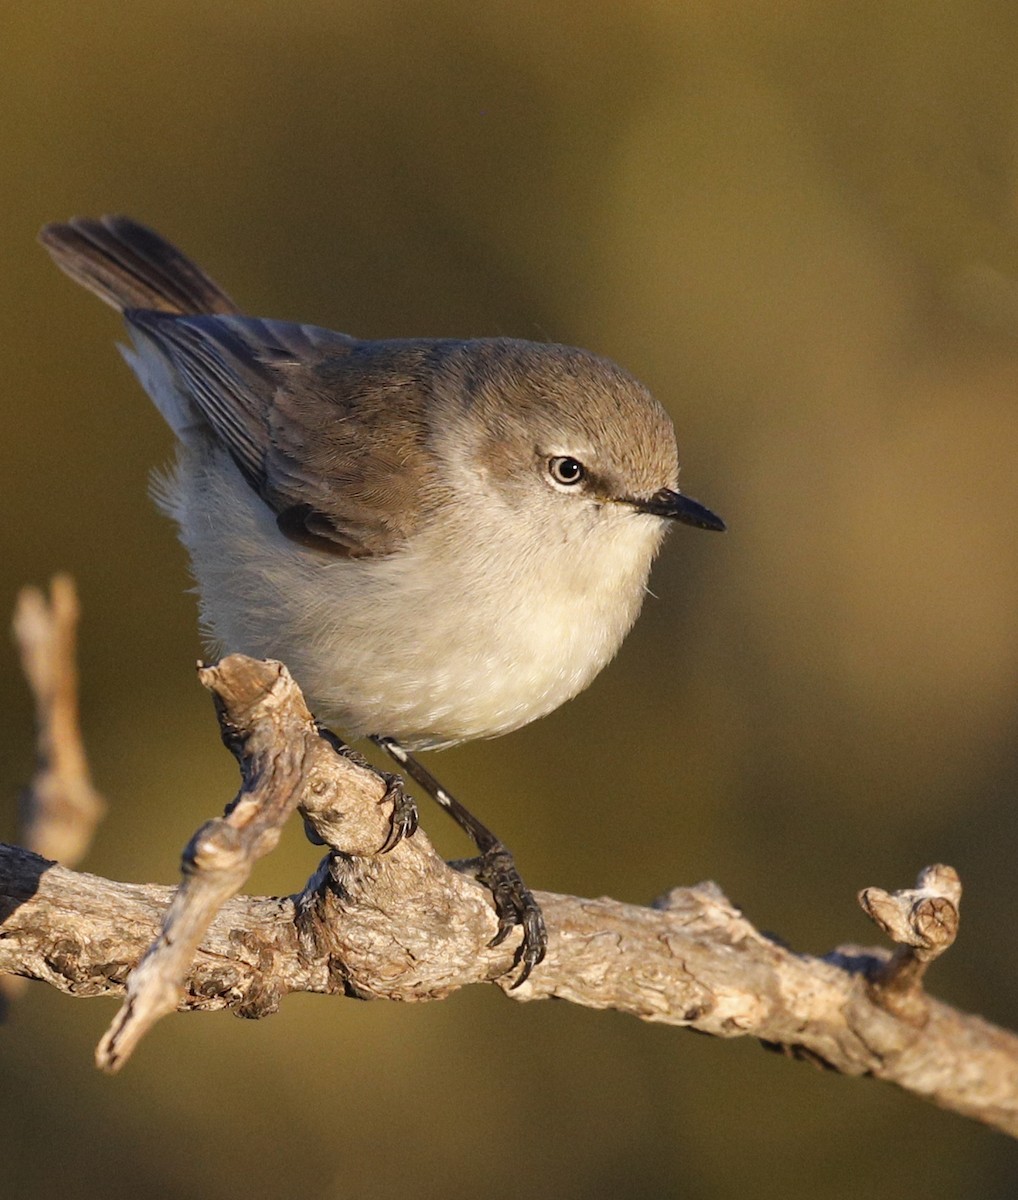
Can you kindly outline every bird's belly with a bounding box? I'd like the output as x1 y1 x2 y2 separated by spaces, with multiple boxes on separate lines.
298 565 640 748
162 444 658 749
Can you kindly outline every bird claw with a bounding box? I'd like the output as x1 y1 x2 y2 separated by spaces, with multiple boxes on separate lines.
475 844 547 988
378 774 419 853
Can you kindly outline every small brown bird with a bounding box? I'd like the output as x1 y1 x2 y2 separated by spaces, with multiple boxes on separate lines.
40 215 725 982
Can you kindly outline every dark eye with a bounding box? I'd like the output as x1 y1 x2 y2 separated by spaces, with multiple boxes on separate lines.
548 456 585 486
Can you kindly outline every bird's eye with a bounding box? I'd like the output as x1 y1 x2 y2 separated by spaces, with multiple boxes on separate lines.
548 456 585 486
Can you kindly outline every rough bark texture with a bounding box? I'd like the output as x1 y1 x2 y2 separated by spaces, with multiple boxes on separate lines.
2 635 1017 1136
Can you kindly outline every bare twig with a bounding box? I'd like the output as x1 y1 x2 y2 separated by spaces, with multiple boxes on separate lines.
12 576 105 864
4 577 105 1008
97 658 328 1069
93 657 411 1069
2 645 1016 1134
859 864 962 1025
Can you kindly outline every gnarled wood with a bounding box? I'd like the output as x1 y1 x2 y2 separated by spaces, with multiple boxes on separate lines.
2 637 1016 1134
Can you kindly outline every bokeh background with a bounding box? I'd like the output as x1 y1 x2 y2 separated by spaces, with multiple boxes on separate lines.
3 2 1018 1196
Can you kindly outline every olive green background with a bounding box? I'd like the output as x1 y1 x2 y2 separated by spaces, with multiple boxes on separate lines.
3 3 1018 1197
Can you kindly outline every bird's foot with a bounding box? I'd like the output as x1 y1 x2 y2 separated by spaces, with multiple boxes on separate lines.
312 722 419 853
378 772 419 853
474 842 547 988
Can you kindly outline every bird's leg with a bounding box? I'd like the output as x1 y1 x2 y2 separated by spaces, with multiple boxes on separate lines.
372 735 547 987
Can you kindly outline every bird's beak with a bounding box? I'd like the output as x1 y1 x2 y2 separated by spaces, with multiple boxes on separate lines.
631 488 726 531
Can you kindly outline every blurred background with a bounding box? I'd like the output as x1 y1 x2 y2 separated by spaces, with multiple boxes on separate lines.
3 1 1018 1196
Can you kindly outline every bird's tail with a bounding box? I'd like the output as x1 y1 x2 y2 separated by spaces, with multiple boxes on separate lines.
39 215 239 316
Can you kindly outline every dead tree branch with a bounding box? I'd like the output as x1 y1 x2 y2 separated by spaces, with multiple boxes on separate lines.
2 649 1016 1135
12 576 105 866
3 577 105 1008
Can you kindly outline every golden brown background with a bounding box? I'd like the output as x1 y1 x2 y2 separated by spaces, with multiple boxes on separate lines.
3 2 1018 1196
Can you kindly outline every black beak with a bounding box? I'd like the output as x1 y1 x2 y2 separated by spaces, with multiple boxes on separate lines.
632 488 726 532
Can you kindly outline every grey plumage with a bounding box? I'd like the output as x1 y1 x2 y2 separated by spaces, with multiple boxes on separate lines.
40 215 721 749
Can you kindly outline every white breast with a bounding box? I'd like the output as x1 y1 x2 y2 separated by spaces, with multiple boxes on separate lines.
156 443 666 748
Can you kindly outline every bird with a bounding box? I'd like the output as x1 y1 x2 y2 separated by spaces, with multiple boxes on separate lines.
39 215 725 983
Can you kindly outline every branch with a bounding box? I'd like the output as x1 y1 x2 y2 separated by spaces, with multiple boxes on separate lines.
2 655 1016 1137
3 578 105 1008
11 576 105 866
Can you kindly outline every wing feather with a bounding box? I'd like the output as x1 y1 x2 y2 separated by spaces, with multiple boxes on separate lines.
125 311 441 557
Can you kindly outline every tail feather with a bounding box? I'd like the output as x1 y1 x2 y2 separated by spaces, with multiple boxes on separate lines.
39 215 239 316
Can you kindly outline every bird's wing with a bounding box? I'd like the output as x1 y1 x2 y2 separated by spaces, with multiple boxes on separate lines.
127 311 443 558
